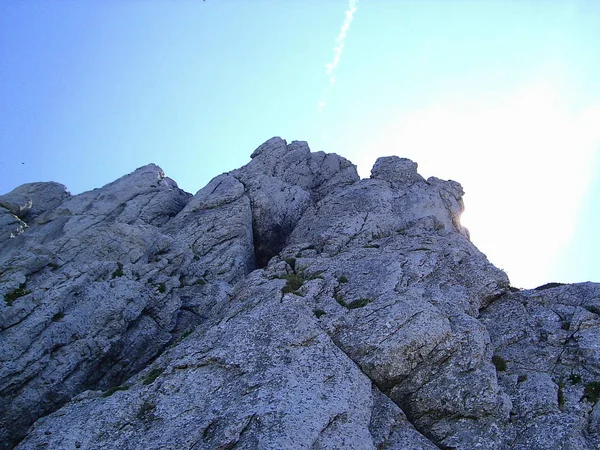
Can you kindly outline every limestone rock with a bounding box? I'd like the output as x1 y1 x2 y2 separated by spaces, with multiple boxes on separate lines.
0 182 69 221
1 137 599 450
481 282 600 449
0 164 192 448
231 137 359 267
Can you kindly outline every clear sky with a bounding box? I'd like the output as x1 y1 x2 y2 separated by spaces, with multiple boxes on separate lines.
1 0 598 288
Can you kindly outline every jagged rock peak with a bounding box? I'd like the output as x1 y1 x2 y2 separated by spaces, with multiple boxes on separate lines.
1 137 599 450
0 182 69 220
249 135 290 158
370 155 425 184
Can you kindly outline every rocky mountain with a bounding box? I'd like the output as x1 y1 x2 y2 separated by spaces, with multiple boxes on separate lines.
1 137 599 449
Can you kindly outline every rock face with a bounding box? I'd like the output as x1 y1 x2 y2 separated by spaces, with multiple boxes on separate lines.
0 137 598 450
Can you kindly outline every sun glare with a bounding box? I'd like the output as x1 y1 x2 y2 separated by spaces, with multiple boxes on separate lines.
350 81 600 288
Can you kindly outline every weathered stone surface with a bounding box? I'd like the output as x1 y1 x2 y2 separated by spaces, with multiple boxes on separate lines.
480 282 600 449
0 181 69 221
0 209 27 246
0 164 194 448
1 137 599 450
231 137 359 267
0 181 68 244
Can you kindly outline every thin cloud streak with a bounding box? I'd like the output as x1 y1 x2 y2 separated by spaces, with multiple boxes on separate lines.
318 0 359 114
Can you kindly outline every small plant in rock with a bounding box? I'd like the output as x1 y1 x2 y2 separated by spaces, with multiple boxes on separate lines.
137 400 157 422
193 278 207 286
583 381 600 404
111 262 124 279
284 257 296 271
313 308 327 319
52 311 64 322
181 329 193 339
4 283 30 306
333 286 371 309
142 367 165 385
334 291 346 307
338 276 348 284
281 273 304 294
102 383 130 398
157 283 166 294
561 321 571 331
568 373 582 385
346 298 371 309
492 355 507 372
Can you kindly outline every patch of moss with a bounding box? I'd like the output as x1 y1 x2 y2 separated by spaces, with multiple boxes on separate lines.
492 355 507 372
583 381 600 403
338 276 348 284
142 367 164 385
568 373 582 385
193 278 207 286
111 262 124 279
101 383 130 397
346 298 371 309
158 283 166 294
4 283 30 306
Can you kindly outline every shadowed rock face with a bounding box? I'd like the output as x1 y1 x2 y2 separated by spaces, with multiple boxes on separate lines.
0 137 598 450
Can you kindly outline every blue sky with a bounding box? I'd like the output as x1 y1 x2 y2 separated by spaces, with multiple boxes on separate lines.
1 0 598 288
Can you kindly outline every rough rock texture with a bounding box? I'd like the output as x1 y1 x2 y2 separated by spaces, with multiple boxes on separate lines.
1 137 599 449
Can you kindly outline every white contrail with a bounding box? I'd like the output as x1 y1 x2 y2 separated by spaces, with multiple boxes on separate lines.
318 0 359 114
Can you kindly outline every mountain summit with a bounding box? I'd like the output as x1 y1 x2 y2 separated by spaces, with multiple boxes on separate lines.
1 138 599 449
